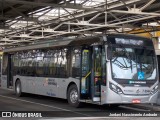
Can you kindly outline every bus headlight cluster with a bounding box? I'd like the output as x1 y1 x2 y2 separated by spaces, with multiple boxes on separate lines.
109 82 123 94
151 85 158 94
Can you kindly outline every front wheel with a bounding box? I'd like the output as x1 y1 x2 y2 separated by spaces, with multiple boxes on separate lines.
67 84 82 107
15 80 23 97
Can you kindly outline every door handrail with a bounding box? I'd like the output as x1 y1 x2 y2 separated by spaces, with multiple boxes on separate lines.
83 71 91 79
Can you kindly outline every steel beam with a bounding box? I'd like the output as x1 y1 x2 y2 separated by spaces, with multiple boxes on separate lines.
88 13 102 23
118 0 130 10
109 12 121 23
110 10 160 16
11 35 44 39
7 5 26 18
3 0 104 12
0 0 146 46
140 0 156 11
2 0 142 35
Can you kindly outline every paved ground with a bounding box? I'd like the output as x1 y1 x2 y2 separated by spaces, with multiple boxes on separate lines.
0 88 159 120
157 84 160 105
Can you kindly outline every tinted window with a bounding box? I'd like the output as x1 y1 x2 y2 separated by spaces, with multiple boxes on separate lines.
12 48 69 78
72 48 81 78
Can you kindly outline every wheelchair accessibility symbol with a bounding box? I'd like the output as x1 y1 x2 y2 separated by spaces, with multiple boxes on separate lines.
138 71 144 80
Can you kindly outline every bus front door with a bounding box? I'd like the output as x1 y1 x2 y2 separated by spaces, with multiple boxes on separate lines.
80 46 102 102
91 46 102 102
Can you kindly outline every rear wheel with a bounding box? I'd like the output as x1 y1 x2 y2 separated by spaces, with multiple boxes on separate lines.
67 84 82 107
15 80 23 97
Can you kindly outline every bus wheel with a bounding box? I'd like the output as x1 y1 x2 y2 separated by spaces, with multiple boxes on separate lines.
15 80 23 97
67 84 82 107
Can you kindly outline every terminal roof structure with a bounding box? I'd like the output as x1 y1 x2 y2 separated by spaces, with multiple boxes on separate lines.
0 0 160 47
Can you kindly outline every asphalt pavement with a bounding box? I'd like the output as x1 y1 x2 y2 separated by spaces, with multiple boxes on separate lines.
0 88 159 120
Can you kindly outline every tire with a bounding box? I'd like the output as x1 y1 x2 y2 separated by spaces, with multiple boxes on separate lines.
15 80 23 97
67 84 82 107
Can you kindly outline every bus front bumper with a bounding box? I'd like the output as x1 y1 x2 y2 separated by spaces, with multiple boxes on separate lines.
105 91 159 104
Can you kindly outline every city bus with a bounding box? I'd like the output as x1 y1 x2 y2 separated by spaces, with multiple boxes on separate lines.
1 34 159 107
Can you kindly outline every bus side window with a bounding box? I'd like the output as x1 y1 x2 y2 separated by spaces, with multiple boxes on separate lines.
60 48 68 78
47 50 56 77
2 54 8 75
53 48 68 78
72 48 81 78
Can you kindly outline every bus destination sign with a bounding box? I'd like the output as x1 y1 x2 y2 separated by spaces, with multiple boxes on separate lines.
115 38 144 46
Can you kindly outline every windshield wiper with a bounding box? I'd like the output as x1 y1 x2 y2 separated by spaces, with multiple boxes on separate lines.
119 45 133 72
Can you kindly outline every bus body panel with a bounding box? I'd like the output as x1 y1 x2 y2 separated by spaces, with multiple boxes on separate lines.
13 75 79 99
100 85 107 104
106 88 158 104
1 75 7 88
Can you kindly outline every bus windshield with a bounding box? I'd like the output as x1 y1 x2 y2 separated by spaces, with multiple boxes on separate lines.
110 46 156 80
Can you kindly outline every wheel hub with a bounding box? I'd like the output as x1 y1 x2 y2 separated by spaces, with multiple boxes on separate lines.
16 84 20 94
70 90 78 103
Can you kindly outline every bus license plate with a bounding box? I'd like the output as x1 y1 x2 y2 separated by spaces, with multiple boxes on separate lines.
132 99 141 103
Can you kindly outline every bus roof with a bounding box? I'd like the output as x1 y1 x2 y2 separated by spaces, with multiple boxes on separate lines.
3 36 100 53
3 33 152 53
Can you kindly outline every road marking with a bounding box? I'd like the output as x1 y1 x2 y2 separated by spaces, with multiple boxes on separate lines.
120 105 150 111
0 95 91 117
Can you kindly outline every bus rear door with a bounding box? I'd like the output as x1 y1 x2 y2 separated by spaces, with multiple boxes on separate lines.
80 47 92 99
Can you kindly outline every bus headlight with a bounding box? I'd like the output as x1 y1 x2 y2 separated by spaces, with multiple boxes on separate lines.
109 82 123 94
151 85 158 94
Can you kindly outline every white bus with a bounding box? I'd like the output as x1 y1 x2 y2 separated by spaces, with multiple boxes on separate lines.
1 34 159 107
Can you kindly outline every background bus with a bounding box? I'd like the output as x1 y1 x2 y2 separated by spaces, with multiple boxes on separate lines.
1 34 159 107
